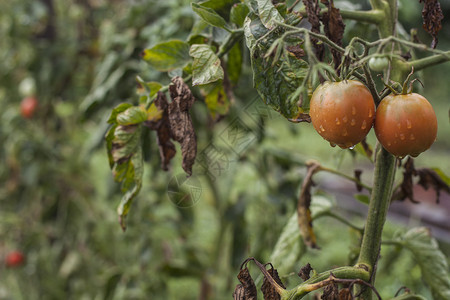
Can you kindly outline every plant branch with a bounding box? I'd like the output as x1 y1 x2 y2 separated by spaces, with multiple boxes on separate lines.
407 50 450 71
318 166 372 192
298 7 383 24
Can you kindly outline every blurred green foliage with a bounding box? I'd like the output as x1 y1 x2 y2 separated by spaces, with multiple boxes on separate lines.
0 0 449 299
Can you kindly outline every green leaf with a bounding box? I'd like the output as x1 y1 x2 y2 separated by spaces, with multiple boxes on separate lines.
142 40 190 72
226 41 242 84
202 81 230 119
354 194 370 205
395 227 450 300
230 3 250 27
107 103 133 124
191 3 230 31
256 0 284 29
116 106 148 125
270 212 306 276
107 124 144 231
190 44 224 86
244 14 308 119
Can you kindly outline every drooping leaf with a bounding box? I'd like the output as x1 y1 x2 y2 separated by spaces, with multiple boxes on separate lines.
261 266 286 300
144 92 177 171
199 0 238 20
201 81 230 119
190 44 224 86
230 3 250 27
136 77 162 104
168 77 198 175
270 212 306 276
142 40 191 71
420 0 443 49
106 123 143 231
394 227 450 300
191 3 230 31
257 0 284 29
107 103 133 124
302 0 324 60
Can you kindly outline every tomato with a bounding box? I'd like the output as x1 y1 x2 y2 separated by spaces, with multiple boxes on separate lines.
368 57 389 72
374 93 437 157
309 80 375 149
5 251 25 268
20 96 38 119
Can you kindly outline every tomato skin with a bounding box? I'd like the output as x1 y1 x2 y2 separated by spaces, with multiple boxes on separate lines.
20 96 38 119
374 93 437 157
5 251 25 268
309 80 375 149
368 57 389 72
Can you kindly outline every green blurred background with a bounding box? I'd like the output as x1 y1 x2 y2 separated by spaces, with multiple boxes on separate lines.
0 0 448 299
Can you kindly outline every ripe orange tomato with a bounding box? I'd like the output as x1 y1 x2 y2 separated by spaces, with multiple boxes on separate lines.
374 93 437 157
20 96 38 119
309 80 375 149
5 251 25 268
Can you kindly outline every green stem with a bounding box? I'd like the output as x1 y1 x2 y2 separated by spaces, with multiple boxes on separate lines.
319 166 372 192
407 50 450 71
356 148 396 294
282 266 371 300
320 212 364 232
298 8 383 24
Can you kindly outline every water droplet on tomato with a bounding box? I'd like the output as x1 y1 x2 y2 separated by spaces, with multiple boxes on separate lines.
342 129 348 136
329 142 336 147
342 116 348 123
406 119 412 129
398 155 405 159
335 118 340 125
387 142 392 146
350 119 356 126
400 133 405 140
409 134 415 140
319 125 325 132
351 106 356 115
361 120 367 130
411 153 419 157
397 123 401 129
349 145 355 150
368 110 373 118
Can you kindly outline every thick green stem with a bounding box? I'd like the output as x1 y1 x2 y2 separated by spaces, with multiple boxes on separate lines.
356 148 396 296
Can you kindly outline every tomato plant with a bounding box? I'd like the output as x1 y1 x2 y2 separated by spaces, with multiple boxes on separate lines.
20 96 38 119
368 57 389 72
375 93 438 157
5 251 25 268
309 80 375 149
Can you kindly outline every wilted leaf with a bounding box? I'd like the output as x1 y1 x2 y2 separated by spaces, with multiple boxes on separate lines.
191 3 230 30
145 92 177 170
142 40 191 71
168 77 198 175
416 167 450 204
354 169 363 192
236 267 258 300
394 227 450 300
297 161 321 248
244 14 309 119
233 284 246 300
231 3 250 27
190 44 224 86
321 0 345 70
420 0 443 49
107 103 133 125
270 212 306 276
302 0 324 60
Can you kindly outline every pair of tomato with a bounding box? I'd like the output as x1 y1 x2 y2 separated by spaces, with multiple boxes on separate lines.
309 80 437 158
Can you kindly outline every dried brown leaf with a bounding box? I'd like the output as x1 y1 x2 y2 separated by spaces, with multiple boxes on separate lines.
261 266 286 300
233 284 246 300
286 45 305 59
321 0 345 70
354 169 363 192
237 267 258 300
145 92 177 170
168 77 198 176
298 161 321 248
416 167 450 204
321 282 339 300
298 263 313 281
302 0 324 61
420 0 443 48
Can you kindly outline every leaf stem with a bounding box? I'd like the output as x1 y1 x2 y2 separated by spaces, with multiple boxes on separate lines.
318 166 372 192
